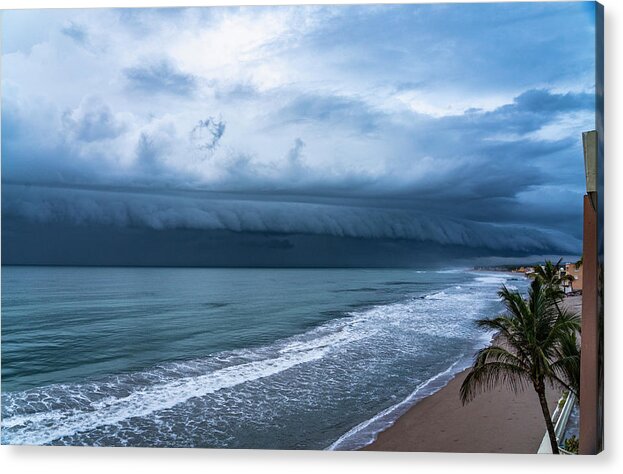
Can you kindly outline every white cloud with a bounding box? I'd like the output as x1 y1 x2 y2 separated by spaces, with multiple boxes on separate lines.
392 89 515 118
527 110 595 142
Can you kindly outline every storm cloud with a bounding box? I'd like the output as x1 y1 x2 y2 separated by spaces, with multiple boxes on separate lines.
1 4 598 266
124 59 197 96
1 184 580 253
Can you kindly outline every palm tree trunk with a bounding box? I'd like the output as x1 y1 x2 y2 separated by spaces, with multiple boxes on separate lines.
535 383 559 454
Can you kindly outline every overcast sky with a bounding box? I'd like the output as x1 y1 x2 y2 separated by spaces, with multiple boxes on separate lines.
1 3 598 267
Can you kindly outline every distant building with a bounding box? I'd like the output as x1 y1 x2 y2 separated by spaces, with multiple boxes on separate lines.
514 266 535 275
517 262 582 293
561 263 583 293
523 266 536 278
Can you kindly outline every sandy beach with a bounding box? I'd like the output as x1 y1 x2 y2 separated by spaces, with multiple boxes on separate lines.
365 295 582 454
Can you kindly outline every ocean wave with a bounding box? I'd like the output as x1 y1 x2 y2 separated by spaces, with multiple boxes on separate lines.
3 340 340 444
326 358 468 450
2 270 528 447
422 290 447 300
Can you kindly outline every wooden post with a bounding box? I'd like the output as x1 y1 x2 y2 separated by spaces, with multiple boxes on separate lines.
579 193 598 454
579 130 600 454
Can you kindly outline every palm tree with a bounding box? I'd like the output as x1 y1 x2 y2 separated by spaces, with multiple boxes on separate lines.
561 273 575 294
460 279 580 454
554 330 581 399
529 258 563 288
529 258 566 304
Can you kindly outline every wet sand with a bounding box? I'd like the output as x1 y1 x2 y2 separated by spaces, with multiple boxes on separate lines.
364 295 581 453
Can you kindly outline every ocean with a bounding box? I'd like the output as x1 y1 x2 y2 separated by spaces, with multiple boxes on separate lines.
1 266 528 449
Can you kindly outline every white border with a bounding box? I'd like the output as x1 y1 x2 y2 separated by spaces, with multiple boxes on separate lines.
0 0 621 473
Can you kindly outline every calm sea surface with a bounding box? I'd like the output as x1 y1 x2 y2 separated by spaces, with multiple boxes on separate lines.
1 266 528 448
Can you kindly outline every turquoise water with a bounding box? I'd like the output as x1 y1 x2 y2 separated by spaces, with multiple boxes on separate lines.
1 266 528 448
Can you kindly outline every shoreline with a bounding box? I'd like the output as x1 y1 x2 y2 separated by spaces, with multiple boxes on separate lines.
361 295 581 453
328 356 474 451
363 366 559 453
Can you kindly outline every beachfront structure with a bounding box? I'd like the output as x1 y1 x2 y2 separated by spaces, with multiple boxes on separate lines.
561 263 583 293
514 266 535 276
524 262 581 294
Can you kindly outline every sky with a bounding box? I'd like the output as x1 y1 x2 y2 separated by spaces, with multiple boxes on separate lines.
1 2 599 267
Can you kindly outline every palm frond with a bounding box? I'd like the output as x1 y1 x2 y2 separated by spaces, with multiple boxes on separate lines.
460 360 531 404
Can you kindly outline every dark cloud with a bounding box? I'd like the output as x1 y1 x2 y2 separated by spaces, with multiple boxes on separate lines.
1 96 114 186
287 138 305 165
1 217 577 269
190 118 226 151
62 98 126 142
61 22 88 45
214 82 259 102
512 89 594 114
1 184 580 257
278 94 381 133
471 89 594 136
124 59 196 96
134 132 172 179
116 7 190 36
